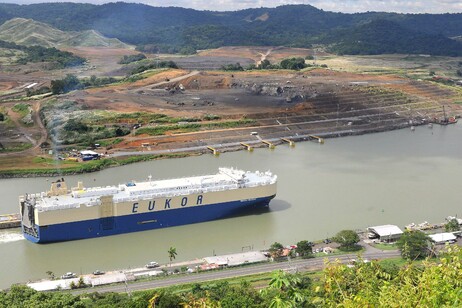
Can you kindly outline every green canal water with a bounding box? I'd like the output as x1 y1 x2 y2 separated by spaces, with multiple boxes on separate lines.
0 123 461 289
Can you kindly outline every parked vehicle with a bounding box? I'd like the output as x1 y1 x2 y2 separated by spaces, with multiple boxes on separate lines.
61 272 76 279
92 270 105 275
145 261 159 268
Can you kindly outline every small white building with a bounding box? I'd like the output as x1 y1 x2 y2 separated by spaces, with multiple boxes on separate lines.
367 224 404 242
203 251 267 267
429 232 457 245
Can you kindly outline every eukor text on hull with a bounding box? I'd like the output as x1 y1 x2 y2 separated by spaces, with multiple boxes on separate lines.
19 168 277 243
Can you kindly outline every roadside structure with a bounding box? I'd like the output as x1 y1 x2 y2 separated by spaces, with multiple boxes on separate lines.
367 224 403 242
429 232 457 245
203 251 267 268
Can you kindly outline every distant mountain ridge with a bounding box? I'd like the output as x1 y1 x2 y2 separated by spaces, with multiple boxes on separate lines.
0 3 461 56
0 17 130 48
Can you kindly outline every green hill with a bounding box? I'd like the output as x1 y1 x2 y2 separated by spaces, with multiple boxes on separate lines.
0 3 461 56
325 19 462 56
0 18 65 47
0 17 131 48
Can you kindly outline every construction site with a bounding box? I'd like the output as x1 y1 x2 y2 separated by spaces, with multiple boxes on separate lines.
1 46 461 171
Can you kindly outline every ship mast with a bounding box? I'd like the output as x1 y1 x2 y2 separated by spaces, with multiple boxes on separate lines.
443 105 448 123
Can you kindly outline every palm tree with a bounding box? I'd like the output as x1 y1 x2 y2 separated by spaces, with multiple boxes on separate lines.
46 270 55 280
168 246 177 267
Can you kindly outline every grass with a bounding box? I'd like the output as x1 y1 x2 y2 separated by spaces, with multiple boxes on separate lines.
32 156 56 164
117 68 170 85
0 153 192 177
135 119 256 136
90 111 202 126
12 103 30 116
372 242 398 250
94 138 124 147
0 142 33 153
377 257 408 268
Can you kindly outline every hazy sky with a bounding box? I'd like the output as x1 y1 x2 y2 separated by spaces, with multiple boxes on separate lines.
2 0 462 14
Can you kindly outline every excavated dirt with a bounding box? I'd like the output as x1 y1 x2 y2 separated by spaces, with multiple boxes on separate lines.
1 46 461 171
58 67 461 154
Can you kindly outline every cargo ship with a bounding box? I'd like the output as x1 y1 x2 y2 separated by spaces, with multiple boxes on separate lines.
19 168 277 243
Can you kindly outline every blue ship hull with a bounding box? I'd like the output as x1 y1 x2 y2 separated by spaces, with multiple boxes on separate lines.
23 195 275 243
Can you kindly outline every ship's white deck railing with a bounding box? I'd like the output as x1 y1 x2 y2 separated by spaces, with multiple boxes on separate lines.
35 178 275 211
37 199 101 211
114 181 275 202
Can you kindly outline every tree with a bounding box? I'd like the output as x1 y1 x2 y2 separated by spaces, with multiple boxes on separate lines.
333 230 361 251
320 245 462 306
269 242 284 259
51 74 83 94
221 62 244 71
263 270 306 307
77 276 86 288
63 118 89 133
258 59 272 69
444 218 460 232
219 280 263 308
168 246 177 267
295 240 313 258
396 230 431 260
156 291 182 308
0 113 5 121
46 270 55 280
280 57 307 70
118 53 146 64
50 79 65 94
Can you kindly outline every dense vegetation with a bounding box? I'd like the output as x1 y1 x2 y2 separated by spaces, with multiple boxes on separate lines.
0 39 85 68
325 19 462 56
222 57 309 71
1 245 461 307
279 57 308 70
0 3 461 56
129 60 178 75
50 74 118 94
397 230 432 260
221 62 244 71
50 74 83 94
39 100 131 146
117 53 146 64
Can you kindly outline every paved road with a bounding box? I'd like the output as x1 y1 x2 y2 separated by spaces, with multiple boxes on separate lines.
132 70 200 93
71 250 400 295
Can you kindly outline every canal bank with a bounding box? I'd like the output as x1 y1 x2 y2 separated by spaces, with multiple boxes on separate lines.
0 123 462 289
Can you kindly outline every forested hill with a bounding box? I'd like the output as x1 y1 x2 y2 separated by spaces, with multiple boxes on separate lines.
325 19 462 56
0 3 461 56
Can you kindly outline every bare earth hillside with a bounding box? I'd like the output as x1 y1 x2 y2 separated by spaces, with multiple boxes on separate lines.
0 46 461 173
